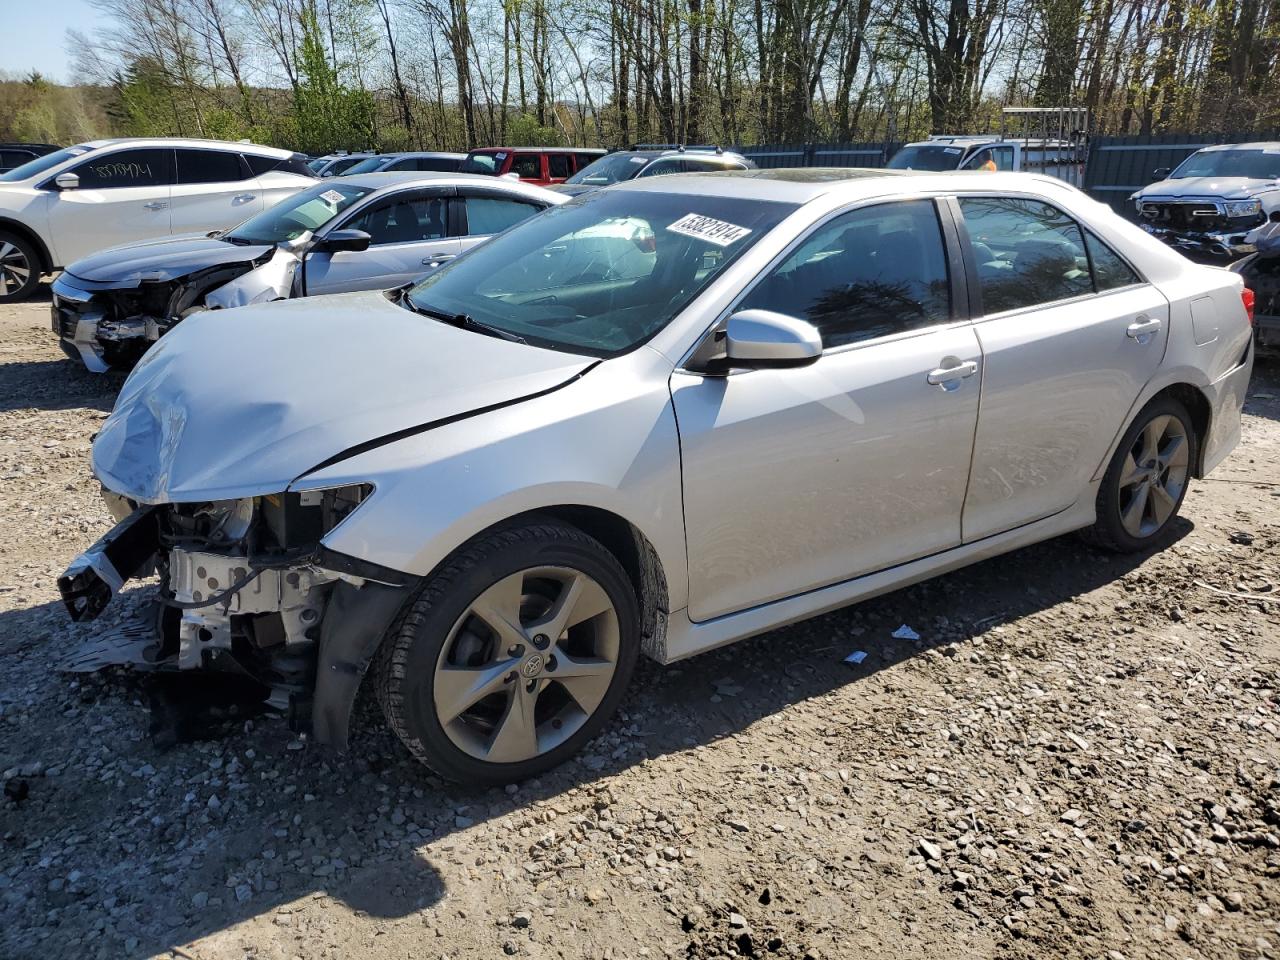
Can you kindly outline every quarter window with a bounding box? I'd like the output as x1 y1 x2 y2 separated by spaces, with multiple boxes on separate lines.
176 149 246 184
739 199 953 348
72 148 172 188
465 197 540 235
344 194 448 245
958 197 1093 313
510 154 541 179
1085 232 1141 290
547 154 572 178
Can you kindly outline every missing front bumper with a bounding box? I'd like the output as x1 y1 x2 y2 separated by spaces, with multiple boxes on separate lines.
58 506 160 621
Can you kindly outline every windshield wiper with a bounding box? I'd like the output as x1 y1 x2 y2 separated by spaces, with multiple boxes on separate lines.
404 295 526 344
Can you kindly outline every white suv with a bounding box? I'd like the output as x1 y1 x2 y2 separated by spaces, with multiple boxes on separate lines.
0 137 315 302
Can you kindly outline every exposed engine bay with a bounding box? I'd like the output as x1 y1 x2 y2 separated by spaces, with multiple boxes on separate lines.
57 484 407 741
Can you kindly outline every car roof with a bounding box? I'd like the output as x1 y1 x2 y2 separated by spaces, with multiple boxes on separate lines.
608 167 1086 204
333 170 568 201
468 146 606 154
377 151 468 159
1197 142 1280 153
79 137 294 158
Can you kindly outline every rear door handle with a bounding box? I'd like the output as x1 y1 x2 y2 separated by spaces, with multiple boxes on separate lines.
143 201 168 211
422 254 456 265
927 359 978 387
1126 316 1162 340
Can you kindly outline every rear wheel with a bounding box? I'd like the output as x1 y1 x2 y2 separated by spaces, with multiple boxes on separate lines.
1086 397 1197 552
374 521 639 785
0 232 40 303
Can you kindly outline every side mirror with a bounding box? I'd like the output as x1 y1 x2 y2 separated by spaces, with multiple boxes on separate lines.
1153 167 1171 179
318 228 371 253
724 309 822 367
54 172 79 191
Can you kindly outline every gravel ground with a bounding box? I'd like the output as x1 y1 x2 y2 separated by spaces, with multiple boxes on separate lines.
0 293 1278 960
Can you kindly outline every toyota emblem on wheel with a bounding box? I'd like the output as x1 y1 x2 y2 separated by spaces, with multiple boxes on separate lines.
521 655 544 678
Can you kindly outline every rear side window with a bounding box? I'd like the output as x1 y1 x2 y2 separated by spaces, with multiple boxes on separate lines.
510 154 541 180
1085 232 1141 290
176 149 247 184
739 199 952 348
547 154 571 178
72 148 172 188
959 197 1092 313
464 197 541 235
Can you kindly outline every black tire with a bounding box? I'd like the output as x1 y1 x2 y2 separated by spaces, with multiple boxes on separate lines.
0 231 41 303
373 520 639 785
1084 396 1198 553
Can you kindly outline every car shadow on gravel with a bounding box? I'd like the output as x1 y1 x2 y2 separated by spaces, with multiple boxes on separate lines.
0 359 122 414
1247 356 1280 422
0 517 1197 956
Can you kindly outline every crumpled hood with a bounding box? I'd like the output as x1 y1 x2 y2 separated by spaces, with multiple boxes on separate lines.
65 235 273 284
1138 176 1280 201
92 291 595 503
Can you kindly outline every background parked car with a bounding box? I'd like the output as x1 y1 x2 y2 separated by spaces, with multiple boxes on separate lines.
0 142 61 173
340 152 466 175
52 172 565 371
460 146 605 186
0 138 315 302
555 145 755 196
308 153 376 177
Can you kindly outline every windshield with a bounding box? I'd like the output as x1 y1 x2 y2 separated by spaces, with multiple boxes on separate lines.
461 151 504 175
404 190 795 356
0 144 96 182
343 156 392 175
886 145 965 171
307 157 329 172
565 152 649 186
227 182 374 244
1170 149 1280 180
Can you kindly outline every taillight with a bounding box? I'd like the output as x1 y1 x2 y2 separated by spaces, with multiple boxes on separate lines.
1242 287 1256 326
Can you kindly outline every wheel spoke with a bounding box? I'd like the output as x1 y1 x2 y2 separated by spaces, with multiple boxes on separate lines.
470 571 529 647
435 659 514 724
1140 417 1167 464
1149 481 1177 525
532 572 614 639
486 682 540 762
552 647 614 713
1121 482 1150 537
1118 452 1144 487
1158 433 1187 471
0 242 13 260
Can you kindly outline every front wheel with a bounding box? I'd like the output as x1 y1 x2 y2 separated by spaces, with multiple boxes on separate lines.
374 521 639 784
0 231 40 303
1085 397 1197 552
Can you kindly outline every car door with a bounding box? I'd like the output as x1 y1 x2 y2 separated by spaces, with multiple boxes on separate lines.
456 193 546 253
954 195 1169 541
304 187 460 295
45 146 174 264
170 148 262 237
670 198 983 621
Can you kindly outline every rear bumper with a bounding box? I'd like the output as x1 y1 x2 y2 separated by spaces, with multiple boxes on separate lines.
1201 346 1254 476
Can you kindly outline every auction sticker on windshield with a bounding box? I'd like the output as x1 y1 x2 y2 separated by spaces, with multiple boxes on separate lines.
667 213 752 247
321 189 346 205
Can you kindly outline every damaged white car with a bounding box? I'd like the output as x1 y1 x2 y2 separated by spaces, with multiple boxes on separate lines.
60 171 1253 784
1130 142 1280 260
52 172 563 371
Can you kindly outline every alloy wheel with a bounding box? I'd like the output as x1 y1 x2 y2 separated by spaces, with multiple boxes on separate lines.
0 241 30 296
433 565 620 764
1117 413 1190 538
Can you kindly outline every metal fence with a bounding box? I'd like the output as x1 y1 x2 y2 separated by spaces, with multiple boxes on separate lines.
735 142 902 169
1083 131 1280 216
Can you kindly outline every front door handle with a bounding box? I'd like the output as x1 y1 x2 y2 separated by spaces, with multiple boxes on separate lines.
232 193 256 204
1126 316 1162 341
143 201 168 211
422 254 456 265
927 359 978 388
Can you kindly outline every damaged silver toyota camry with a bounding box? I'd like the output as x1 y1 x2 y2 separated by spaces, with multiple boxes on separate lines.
60 170 1254 784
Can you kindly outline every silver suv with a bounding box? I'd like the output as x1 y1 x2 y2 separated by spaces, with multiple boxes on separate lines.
61 170 1253 784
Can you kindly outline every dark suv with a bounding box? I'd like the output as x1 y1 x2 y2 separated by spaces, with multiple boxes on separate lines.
555 146 755 196
0 142 60 174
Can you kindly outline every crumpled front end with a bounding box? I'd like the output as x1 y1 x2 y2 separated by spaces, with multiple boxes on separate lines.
1131 189 1279 262
58 486 417 747
51 247 295 372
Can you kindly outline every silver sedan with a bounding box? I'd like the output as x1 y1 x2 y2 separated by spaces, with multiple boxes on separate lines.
61 169 1254 784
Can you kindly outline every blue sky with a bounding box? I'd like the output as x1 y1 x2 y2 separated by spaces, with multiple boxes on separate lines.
1 0 108 83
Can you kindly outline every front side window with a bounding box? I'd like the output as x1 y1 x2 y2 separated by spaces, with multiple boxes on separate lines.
176 149 246 184
73 148 172 188
405 190 795 356
226 182 374 244
959 197 1092 313
344 193 448 244
464 197 540 235
739 199 952 348
510 154 542 179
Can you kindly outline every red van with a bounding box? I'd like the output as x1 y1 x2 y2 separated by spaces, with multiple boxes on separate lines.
460 147 606 187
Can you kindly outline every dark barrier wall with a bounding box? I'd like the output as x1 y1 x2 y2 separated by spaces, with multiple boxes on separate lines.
1084 132 1280 217
734 142 902 168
